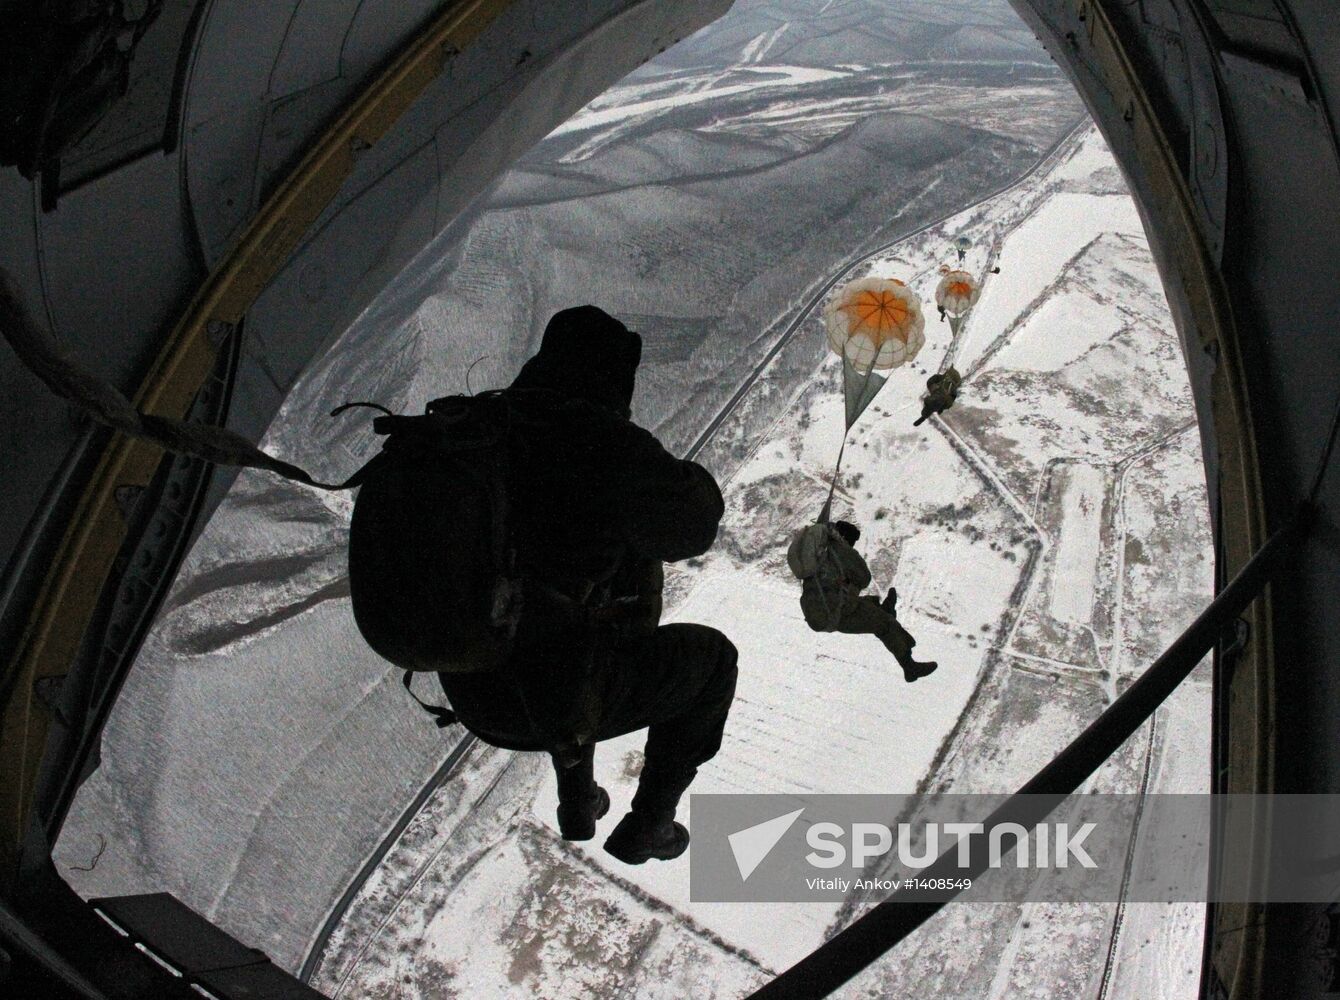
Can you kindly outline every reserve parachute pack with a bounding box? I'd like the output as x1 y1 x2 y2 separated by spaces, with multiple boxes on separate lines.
344 392 525 723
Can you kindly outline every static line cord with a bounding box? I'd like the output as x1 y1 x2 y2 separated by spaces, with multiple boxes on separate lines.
0 272 354 489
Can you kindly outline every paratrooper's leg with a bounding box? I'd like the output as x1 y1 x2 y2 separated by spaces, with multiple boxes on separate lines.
832 594 938 682
594 623 740 863
552 743 610 841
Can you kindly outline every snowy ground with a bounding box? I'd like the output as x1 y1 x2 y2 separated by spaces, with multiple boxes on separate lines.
309 124 1213 998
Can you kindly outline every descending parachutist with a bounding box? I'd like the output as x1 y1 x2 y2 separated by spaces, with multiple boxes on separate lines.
936 269 980 327
915 366 962 427
805 276 937 679
787 519 938 683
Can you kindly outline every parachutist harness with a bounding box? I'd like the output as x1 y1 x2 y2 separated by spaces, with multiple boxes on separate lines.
812 528 850 628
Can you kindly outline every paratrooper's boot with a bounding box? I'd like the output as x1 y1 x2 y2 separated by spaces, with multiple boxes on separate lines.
553 745 610 841
604 762 694 864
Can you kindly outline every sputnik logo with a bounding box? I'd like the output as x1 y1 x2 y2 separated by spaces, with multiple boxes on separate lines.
728 808 805 881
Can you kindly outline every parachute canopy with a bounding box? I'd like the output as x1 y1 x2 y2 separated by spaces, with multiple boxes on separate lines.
824 277 926 374
823 277 925 428
935 269 980 317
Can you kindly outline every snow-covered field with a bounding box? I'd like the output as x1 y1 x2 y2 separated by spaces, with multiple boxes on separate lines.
54 2 1213 997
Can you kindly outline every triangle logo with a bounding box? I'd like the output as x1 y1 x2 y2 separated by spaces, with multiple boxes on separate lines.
728 807 805 881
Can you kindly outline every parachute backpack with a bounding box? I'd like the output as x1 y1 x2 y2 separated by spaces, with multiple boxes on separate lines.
786 522 834 580
343 392 525 718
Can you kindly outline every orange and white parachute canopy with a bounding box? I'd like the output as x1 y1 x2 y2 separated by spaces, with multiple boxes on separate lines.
823 277 926 374
934 269 980 317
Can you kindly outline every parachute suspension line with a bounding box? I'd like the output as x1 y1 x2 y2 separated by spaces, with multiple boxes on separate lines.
818 435 848 527
821 360 879 524
935 315 960 378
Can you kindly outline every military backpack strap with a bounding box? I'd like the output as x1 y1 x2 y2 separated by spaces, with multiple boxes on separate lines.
401 672 457 729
